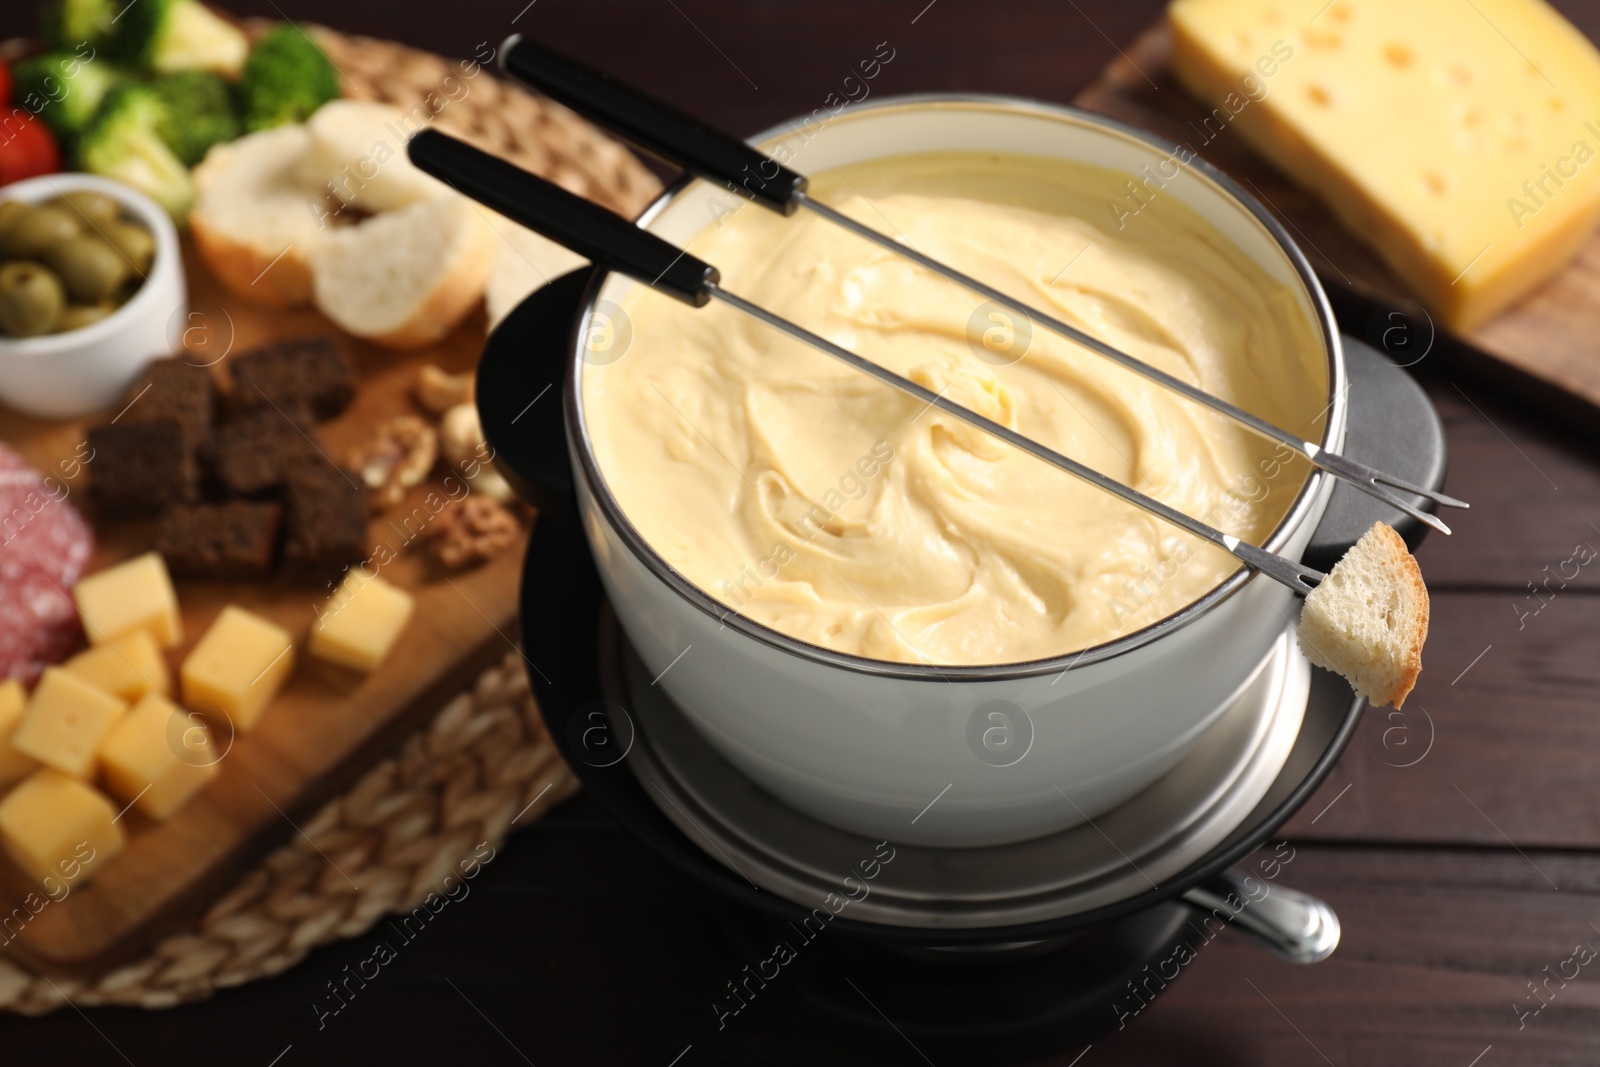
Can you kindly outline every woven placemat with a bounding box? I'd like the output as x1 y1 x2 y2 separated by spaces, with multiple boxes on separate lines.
0 25 662 1014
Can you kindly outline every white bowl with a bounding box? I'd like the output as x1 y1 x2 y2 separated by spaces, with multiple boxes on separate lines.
569 97 1346 847
0 173 187 419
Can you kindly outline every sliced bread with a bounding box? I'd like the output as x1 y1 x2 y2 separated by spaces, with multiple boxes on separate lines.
299 100 451 215
1297 521 1430 708
190 125 329 309
309 194 495 348
484 218 589 331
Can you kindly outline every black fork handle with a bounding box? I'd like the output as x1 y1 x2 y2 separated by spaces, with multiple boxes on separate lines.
499 34 807 215
407 129 719 307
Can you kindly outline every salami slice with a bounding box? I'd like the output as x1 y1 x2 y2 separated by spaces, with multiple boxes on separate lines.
0 445 95 683
0 563 83 685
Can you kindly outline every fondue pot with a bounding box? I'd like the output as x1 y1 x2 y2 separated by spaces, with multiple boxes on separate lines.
478 96 1351 847
456 66 1450 1059
477 261 1447 1061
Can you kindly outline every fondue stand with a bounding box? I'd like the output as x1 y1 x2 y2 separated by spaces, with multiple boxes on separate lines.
478 269 1449 1063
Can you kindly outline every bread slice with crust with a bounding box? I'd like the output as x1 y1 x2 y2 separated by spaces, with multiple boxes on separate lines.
190 125 329 309
309 194 495 349
1297 521 1429 708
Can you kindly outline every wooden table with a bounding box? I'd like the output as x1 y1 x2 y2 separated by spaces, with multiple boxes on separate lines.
2 1 1597 1063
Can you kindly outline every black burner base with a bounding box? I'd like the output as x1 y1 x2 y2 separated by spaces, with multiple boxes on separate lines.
692 892 1201 1065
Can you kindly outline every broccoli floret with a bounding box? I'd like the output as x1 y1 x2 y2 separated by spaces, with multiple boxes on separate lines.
13 52 124 140
39 0 115 51
111 0 249 78
79 85 195 220
148 71 239 165
238 23 339 132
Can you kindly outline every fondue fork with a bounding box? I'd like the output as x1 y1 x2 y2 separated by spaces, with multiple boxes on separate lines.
493 36 1468 537
411 130 1329 596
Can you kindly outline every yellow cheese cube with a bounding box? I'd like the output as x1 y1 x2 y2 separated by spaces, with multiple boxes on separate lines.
99 694 219 821
309 571 414 672
63 628 171 703
1169 0 1600 331
0 769 124 887
11 668 126 778
72 551 183 648
0 680 38 789
181 606 294 732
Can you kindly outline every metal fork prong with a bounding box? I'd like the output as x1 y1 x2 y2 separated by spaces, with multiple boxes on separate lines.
1372 488 1452 536
1373 477 1470 510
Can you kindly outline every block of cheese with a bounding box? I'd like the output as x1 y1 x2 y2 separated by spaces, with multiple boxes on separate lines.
63 628 171 703
181 606 294 732
309 571 414 672
11 668 126 778
72 551 183 648
99 694 219 821
0 680 38 789
1169 0 1600 331
0 769 124 886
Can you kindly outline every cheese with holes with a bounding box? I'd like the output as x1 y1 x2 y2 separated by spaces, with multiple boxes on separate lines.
1169 0 1600 331
99 694 218 821
181 606 294 731
72 551 183 648
309 571 414 672
64 628 171 703
0 770 124 886
11 668 126 778
0 680 37 789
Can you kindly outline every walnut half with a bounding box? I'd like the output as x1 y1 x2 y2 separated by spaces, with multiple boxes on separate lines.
427 495 522 568
349 415 439 511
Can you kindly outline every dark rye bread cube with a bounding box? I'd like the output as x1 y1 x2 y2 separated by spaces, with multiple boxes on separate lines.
208 404 326 497
156 501 283 580
229 336 355 421
87 422 197 518
282 462 367 582
122 359 215 449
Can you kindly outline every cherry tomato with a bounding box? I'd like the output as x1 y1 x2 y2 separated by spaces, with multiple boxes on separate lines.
0 109 61 187
0 59 11 107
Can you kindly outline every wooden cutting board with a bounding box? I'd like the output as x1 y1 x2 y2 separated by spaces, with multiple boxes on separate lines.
0 27 660 975
1074 21 1600 423
0 246 527 973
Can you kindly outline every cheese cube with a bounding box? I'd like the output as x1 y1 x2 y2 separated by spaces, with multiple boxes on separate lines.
181 606 294 732
0 680 38 789
1169 0 1600 331
99 694 219 821
309 571 414 672
0 770 124 887
72 551 183 648
64 628 171 703
11 668 126 778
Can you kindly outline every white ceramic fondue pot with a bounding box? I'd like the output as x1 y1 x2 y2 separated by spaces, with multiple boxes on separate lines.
565 96 1345 848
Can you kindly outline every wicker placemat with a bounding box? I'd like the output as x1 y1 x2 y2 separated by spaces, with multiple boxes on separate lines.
0 25 662 1014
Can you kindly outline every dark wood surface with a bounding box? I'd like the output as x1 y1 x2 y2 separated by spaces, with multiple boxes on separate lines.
3 1 1599 1063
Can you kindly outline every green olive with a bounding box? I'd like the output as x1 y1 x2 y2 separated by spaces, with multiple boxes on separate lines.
49 191 123 229
101 221 156 277
0 206 79 260
0 262 67 338
45 237 129 303
52 304 113 333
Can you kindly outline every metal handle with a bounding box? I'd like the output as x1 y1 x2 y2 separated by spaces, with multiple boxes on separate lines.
407 129 719 306
500 34 807 214
1182 868 1340 965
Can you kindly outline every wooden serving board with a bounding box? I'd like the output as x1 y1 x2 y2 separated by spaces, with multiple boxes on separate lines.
0 242 529 973
0 24 661 977
1074 22 1600 422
